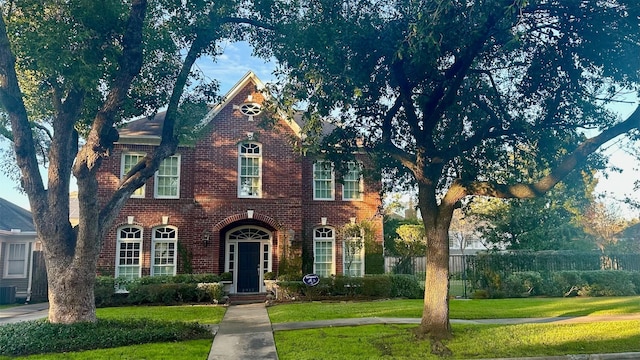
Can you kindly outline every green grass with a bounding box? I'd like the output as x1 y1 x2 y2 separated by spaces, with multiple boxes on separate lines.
275 321 640 359
268 296 640 323
96 304 226 323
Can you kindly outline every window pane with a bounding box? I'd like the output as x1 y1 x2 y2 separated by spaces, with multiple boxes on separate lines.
122 154 145 197
314 162 334 200
238 143 261 197
116 227 142 280
314 227 335 277
343 162 363 200
7 243 26 276
156 156 180 198
152 227 177 276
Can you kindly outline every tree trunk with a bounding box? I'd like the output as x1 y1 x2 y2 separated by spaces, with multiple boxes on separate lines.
418 222 451 340
44 245 98 323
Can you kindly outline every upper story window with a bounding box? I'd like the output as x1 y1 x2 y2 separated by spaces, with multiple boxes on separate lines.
313 226 335 278
115 226 143 281
121 153 145 198
152 226 177 277
238 142 262 198
4 243 28 278
342 161 364 201
313 161 335 200
155 155 181 199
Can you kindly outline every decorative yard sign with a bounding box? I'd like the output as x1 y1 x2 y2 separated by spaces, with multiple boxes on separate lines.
302 274 320 286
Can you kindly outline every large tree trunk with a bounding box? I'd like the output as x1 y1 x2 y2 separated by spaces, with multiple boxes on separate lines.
419 223 451 339
45 249 98 323
415 180 461 342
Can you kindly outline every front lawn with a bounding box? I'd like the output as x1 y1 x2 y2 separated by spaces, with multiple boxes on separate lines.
0 305 225 358
267 296 640 323
275 321 640 359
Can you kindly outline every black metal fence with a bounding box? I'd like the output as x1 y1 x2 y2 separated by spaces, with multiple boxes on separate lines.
385 252 640 297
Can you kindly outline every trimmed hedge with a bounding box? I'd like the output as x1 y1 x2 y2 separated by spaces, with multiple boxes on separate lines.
0 319 210 357
470 270 640 298
95 274 225 307
274 274 423 300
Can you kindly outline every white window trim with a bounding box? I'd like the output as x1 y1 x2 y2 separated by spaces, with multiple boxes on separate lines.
342 161 364 201
313 161 335 201
154 154 181 199
342 237 365 277
151 226 178 277
237 142 262 198
121 152 146 198
313 227 336 277
115 226 143 280
3 242 28 279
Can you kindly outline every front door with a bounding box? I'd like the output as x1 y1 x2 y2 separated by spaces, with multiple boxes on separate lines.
237 242 260 292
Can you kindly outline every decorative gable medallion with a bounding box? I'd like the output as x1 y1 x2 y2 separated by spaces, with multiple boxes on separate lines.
234 94 262 121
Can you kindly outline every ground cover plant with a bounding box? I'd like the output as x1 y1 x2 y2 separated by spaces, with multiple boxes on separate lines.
0 340 213 360
0 305 224 358
267 296 640 323
274 321 640 359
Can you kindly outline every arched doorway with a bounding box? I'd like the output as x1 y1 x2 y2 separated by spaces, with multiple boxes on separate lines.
225 226 272 293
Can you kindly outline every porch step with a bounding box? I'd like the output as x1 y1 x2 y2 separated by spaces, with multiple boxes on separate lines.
228 293 268 305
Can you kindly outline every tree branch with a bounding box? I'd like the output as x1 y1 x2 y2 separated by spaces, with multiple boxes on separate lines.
459 105 640 200
0 12 46 212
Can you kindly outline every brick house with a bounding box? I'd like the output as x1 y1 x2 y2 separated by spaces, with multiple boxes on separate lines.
96 72 383 294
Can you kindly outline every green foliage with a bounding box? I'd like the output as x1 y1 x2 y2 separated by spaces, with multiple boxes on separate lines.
95 274 225 306
0 319 210 357
579 271 636 297
502 272 544 298
472 270 639 298
389 274 424 299
177 243 193 274
273 274 422 300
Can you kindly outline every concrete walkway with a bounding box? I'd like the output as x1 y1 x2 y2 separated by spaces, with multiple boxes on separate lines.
208 303 278 360
0 302 49 324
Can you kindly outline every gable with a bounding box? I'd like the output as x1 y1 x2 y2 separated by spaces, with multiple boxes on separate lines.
116 71 303 145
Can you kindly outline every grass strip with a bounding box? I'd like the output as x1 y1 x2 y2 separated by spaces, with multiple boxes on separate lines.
274 321 640 359
96 304 226 323
268 296 640 323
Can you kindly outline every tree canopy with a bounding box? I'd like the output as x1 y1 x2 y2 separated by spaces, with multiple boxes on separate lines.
0 0 270 323
255 0 640 342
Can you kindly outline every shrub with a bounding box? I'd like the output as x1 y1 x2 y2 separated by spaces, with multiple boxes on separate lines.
127 283 201 305
359 276 390 298
0 319 210 357
544 271 584 297
196 283 225 302
579 271 636 297
389 274 422 299
502 272 543 298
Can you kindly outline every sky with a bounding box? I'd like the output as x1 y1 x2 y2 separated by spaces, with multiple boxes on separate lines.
1 40 639 218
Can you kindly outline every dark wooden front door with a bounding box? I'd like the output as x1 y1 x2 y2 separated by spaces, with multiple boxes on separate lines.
237 242 260 292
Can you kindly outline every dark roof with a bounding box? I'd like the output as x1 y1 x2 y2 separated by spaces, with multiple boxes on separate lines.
118 112 166 138
0 198 35 232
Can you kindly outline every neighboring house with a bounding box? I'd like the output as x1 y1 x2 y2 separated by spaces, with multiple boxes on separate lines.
0 198 41 301
96 71 383 294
